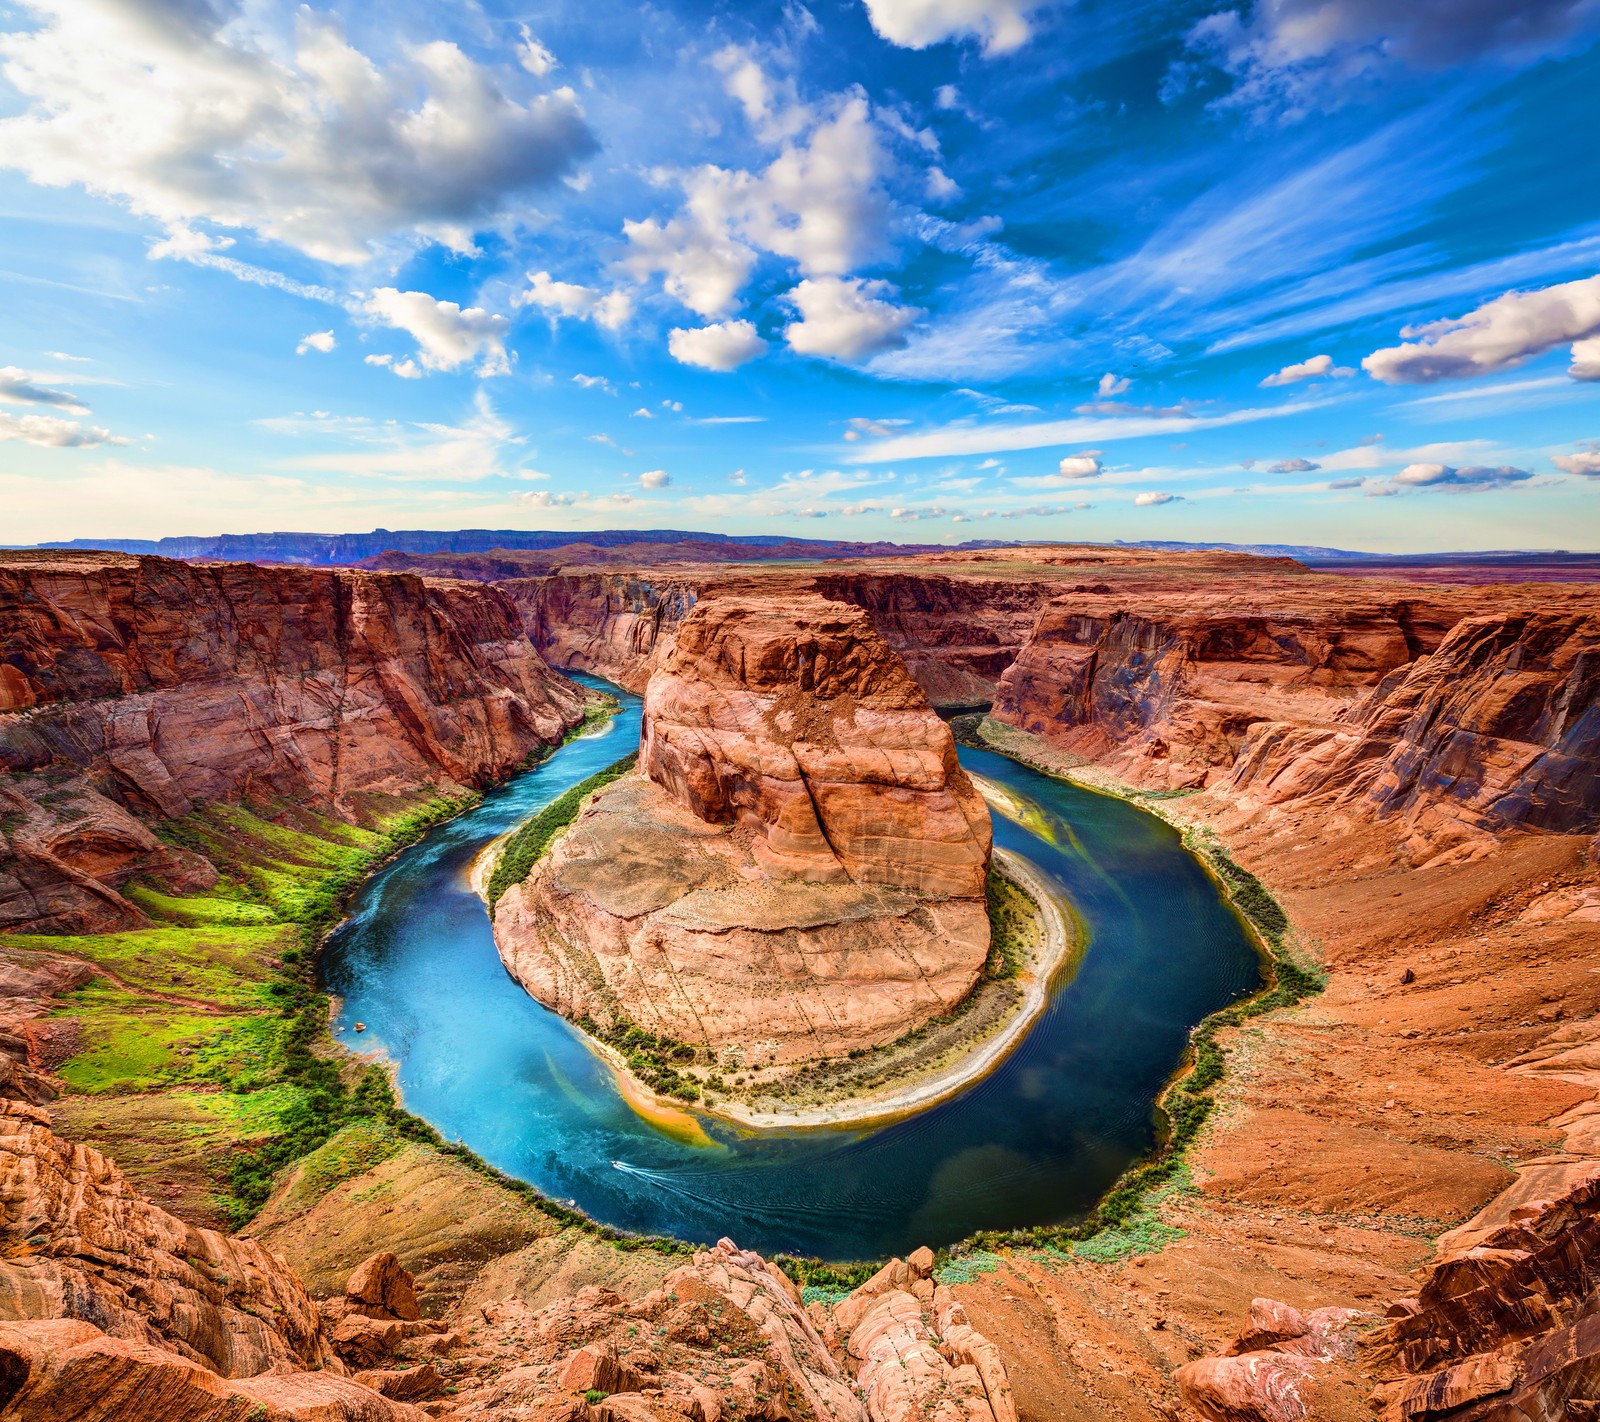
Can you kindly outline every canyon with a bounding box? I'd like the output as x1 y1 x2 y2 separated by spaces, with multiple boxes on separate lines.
0 542 1597 1422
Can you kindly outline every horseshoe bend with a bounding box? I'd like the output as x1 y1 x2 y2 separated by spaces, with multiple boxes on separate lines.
0 541 1598 1422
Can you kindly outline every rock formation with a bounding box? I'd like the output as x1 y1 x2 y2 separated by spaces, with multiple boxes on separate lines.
493 595 993 1063
0 551 584 934
1221 610 1600 860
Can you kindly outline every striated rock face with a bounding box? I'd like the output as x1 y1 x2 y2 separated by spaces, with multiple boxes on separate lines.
0 1092 333 1378
641 597 991 896
0 551 584 933
494 596 992 1062
990 595 1436 792
1222 611 1600 860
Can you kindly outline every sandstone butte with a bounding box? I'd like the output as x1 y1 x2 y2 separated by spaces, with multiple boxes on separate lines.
0 543 1599 1422
491 594 995 1066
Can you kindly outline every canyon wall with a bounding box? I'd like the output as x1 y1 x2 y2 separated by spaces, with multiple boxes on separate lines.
493 595 994 1063
519 566 1047 707
0 552 585 934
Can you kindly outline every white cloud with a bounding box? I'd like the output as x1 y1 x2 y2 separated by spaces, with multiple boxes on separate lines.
572 373 615 394
296 330 336 355
1056 454 1102 479
272 391 526 483
517 26 558 77
1571 336 1600 381
1133 491 1181 506
728 468 747 484
516 272 634 330
0 365 88 413
1392 462 1533 490
0 410 125 447
668 320 768 372
861 0 1042 55
361 289 510 376
845 398 1321 463
1328 477 1366 489
631 407 654 419
1260 353 1355 386
1096 372 1130 398
926 168 960 202
784 277 920 361
622 91 891 318
0 0 597 266
45 351 90 363
638 469 671 489
1267 456 1320 472
364 353 422 379
1363 275 1600 384
1553 443 1600 477
519 489 576 508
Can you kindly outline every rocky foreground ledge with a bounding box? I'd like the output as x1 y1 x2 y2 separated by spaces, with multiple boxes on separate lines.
492 595 998 1081
0 1053 1016 1421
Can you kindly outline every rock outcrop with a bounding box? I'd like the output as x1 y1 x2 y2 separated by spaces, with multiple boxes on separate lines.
1221 611 1600 860
0 551 584 933
493 596 992 1063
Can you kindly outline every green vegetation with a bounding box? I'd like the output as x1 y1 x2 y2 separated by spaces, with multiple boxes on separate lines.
983 867 1030 980
579 1014 703 1102
486 753 637 909
934 1250 1004 1284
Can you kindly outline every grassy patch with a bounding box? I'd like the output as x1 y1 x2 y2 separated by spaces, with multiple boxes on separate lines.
50 982 218 1093
276 1118 404 1210
984 867 1031 980
10 922 285 1007
935 1250 1005 1285
486 753 637 909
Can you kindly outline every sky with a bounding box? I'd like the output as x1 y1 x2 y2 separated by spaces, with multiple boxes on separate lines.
2 0 1599 552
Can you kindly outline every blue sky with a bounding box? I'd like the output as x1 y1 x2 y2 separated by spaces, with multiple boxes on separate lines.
2 0 1599 551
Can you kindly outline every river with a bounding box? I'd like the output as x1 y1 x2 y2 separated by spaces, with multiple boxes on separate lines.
318 675 1261 1261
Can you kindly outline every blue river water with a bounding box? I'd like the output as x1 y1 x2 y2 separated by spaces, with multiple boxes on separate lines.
318 675 1261 1261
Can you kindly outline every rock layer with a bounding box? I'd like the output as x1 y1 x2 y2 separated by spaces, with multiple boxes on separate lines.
494 595 992 1063
0 551 584 933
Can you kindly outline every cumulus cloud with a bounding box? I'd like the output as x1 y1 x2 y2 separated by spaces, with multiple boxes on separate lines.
1571 336 1600 381
638 469 671 489
516 272 633 331
0 0 597 266
783 277 920 361
363 353 422 379
1185 0 1600 120
517 26 558 77
572 373 615 394
1363 275 1600 384
1552 442 1600 477
296 331 336 355
1260 353 1355 386
668 320 768 372
0 410 125 447
518 489 576 508
1268 456 1320 472
1134 491 1181 506
728 468 748 484
0 365 88 413
361 289 509 376
622 87 892 318
1393 462 1533 490
860 0 1042 54
1056 454 1102 479
1096 372 1130 398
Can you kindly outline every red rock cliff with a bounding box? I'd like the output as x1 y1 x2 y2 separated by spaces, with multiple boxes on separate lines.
0 552 584 933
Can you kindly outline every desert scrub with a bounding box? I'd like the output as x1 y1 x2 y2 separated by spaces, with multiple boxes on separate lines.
983 867 1033 980
578 1014 704 1102
486 753 637 909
